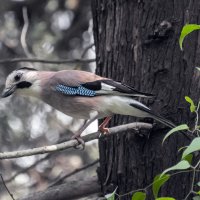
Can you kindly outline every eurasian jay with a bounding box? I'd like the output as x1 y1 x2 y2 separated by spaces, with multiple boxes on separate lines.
1 67 175 146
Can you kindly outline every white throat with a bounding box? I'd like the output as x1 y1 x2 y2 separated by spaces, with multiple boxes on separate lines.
17 80 41 98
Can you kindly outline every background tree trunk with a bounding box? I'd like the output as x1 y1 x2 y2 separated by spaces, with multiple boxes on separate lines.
92 0 200 199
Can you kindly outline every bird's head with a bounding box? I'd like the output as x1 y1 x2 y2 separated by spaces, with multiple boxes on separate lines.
2 67 40 98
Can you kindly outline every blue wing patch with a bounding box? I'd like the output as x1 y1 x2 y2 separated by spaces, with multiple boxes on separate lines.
55 84 96 97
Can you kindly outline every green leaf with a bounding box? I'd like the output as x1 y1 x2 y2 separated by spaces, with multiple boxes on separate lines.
183 154 193 164
105 193 115 200
182 137 200 159
185 96 196 112
197 125 200 129
197 182 200 187
179 24 200 50
105 187 118 200
160 160 190 177
156 198 176 200
196 191 200 195
196 67 200 71
193 196 200 200
132 191 146 200
162 124 189 144
153 174 170 198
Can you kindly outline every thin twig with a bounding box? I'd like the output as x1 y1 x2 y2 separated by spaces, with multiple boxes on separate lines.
182 99 200 199
75 43 95 70
0 174 15 200
183 169 195 200
0 122 152 159
5 133 75 183
48 159 99 187
183 141 200 199
21 7 32 58
194 100 200 136
10 134 74 189
81 44 94 58
5 154 51 183
0 58 96 64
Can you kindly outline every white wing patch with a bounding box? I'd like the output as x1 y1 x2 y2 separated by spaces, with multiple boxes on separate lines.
95 83 116 94
101 83 115 91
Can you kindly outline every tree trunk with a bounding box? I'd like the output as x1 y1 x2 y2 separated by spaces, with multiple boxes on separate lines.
92 0 200 199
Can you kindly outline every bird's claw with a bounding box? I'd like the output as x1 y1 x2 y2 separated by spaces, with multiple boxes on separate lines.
99 127 110 138
99 127 110 134
98 116 112 137
71 135 85 150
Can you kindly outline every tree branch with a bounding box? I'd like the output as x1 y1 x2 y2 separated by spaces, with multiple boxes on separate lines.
5 133 75 183
81 44 94 58
0 122 153 159
5 154 51 183
48 159 99 187
0 174 15 200
0 58 96 64
19 176 100 200
21 7 32 58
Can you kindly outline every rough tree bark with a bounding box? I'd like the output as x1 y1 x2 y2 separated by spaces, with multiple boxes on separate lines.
92 0 200 199
19 176 100 200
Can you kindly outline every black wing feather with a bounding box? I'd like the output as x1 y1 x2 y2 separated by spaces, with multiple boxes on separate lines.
82 79 154 97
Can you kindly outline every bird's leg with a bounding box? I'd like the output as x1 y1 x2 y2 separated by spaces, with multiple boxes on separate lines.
99 116 112 134
71 120 88 149
72 125 90 150
72 116 98 149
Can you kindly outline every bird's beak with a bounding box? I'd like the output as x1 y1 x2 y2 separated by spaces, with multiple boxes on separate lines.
1 85 16 98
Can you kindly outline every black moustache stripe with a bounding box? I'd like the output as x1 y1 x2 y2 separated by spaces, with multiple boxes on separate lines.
16 81 32 89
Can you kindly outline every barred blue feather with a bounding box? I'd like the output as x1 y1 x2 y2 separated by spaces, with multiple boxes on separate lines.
55 84 96 96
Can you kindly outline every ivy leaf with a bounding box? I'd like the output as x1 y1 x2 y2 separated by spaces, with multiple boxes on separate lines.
185 96 196 112
160 160 190 177
162 124 189 144
132 191 146 200
196 67 200 71
153 174 170 199
196 191 200 195
182 138 200 159
179 24 200 50
183 154 193 164
105 187 118 200
193 196 200 200
196 125 200 129
156 198 176 200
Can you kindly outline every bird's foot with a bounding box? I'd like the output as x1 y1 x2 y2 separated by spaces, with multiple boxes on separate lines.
71 135 85 150
98 116 112 136
99 126 110 135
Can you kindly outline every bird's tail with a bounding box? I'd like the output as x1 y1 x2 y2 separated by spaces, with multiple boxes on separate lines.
151 113 192 141
128 101 191 140
129 101 175 129
151 114 176 129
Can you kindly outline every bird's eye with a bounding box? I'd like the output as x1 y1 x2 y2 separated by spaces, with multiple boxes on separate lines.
14 74 21 82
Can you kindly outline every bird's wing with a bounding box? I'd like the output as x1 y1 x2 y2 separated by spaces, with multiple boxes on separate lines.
84 79 154 98
50 70 103 97
50 70 154 98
